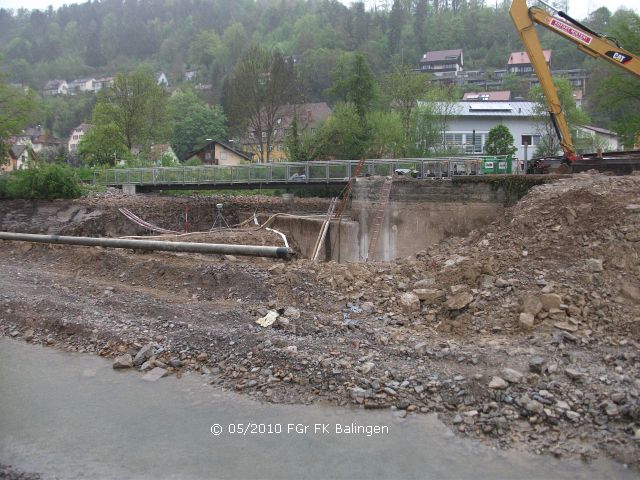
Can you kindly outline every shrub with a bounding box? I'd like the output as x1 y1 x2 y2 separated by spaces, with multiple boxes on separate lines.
183 157 203 166
0 164 84 200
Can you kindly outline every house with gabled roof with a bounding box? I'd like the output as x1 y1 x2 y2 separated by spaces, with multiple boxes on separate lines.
242 102 332 162
68 124 93 153
419 49 464 76
185 141 252 166
44 80 68 96
94 76 115 92
463 91 512 101
68 78 96 94
507 50 552 75
1 144 35 172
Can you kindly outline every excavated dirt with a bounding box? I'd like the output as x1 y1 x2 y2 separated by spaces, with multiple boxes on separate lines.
1 175 639 470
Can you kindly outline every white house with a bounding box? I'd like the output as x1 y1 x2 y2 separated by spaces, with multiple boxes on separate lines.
93 76 115 92
419 49 464 76
43 80 68 96
157 72 169 87
68 123 92 152
68 78 96 94
420 101 544 160
1 145 33 172
575 125 621 152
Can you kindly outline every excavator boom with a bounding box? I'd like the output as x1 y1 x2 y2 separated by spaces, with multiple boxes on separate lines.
509 0 640 163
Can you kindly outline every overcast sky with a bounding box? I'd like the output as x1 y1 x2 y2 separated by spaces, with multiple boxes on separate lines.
0 0 637 21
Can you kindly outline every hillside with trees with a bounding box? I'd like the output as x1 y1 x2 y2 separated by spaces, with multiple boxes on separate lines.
0 0 638 161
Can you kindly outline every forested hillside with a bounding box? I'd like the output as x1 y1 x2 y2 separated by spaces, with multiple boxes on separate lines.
0 0 638 156
0 0 604 92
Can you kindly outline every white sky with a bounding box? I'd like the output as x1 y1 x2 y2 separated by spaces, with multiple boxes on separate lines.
0 0 637 21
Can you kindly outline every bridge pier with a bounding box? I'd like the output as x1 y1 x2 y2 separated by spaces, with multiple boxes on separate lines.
122 184 137 195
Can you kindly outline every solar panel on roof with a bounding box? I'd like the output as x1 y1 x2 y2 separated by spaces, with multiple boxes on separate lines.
468 103 512 111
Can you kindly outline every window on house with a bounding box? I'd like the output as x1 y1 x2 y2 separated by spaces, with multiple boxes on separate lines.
444 132 487 153
521 134 541 146
261 132 267 139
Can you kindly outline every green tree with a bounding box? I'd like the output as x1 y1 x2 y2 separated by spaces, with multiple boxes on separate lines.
588 9 640 148
167 90 227 160
409 103 442 156
0 69 37 163
328 52 376 122
484 125 517 156
77 124 129 166
313 103 369 160
284 116 315 162
383 65 429 146
366 110 404 158
529 77 589 156
91 69 169 151
229 45 300 162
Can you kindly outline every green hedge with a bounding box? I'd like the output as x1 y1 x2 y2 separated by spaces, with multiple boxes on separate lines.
0 164 84 200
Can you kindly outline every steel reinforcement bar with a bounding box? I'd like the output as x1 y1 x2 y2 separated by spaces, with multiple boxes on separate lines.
0 232 293 259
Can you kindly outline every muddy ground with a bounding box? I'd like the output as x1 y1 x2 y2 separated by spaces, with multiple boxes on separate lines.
1 176 639 470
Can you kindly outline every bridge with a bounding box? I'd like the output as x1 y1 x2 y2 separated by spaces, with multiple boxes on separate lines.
94 157 498 192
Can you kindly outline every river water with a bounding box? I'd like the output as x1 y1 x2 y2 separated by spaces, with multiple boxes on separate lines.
0 338 636 480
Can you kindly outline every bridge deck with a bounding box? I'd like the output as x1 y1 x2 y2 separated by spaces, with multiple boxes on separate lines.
95 158 496 190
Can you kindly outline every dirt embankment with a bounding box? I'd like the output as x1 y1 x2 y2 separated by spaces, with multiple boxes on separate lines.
0 190 331 237
1 175 639 468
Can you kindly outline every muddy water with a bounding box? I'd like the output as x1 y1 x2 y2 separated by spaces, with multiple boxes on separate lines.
0 338 636 480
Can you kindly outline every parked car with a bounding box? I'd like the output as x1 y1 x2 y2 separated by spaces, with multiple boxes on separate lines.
394 168 419 177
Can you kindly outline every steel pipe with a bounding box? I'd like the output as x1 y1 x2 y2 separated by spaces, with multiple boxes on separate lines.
0 232 293 259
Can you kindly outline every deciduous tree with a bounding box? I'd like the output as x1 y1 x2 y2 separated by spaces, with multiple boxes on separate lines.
328 53 376 122
229 46 300 162
484 124 517 156
0 68 37 163
168 90 227 160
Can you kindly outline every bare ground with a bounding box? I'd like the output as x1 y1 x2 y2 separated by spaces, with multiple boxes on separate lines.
1 176 639 469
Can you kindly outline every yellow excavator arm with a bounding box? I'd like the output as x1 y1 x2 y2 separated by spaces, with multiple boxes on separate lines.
510 0 640 162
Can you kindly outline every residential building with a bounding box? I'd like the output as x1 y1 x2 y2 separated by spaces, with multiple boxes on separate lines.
184 70 198 82
530 68 587 95
1 144 34 172
419 100 544 160
94 76 115 92
9 126 61 154
242 102 332 162
419 49 464 76
463 91 512 101
68 78 96 94
149 144 179 164
43 80 68 96
157 72 169 87
507 50 552 75
68 124 92 153
575 125 621 152
572 89 583 108
185 141 252 166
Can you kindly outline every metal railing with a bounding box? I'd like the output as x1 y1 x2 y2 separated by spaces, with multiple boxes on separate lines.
94 157 492 187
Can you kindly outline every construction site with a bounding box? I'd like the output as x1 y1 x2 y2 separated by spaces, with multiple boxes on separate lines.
1 0 640 477
1 170 640 475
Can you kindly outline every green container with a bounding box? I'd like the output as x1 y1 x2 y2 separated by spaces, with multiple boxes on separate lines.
482 157 498 174
496 156 513 174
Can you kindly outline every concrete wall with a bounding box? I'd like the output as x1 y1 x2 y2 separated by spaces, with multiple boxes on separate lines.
271 215 360 263
351 177 506 261
272 177 506 263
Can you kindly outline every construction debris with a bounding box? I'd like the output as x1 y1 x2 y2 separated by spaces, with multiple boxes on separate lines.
1 173 639 468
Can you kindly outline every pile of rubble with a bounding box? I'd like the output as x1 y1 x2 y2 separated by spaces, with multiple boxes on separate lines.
1 173 638 467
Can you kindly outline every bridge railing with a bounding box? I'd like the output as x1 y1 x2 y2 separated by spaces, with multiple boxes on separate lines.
94 158 487 186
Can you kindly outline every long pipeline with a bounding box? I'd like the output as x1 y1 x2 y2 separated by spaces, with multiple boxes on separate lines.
0 232 293 259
